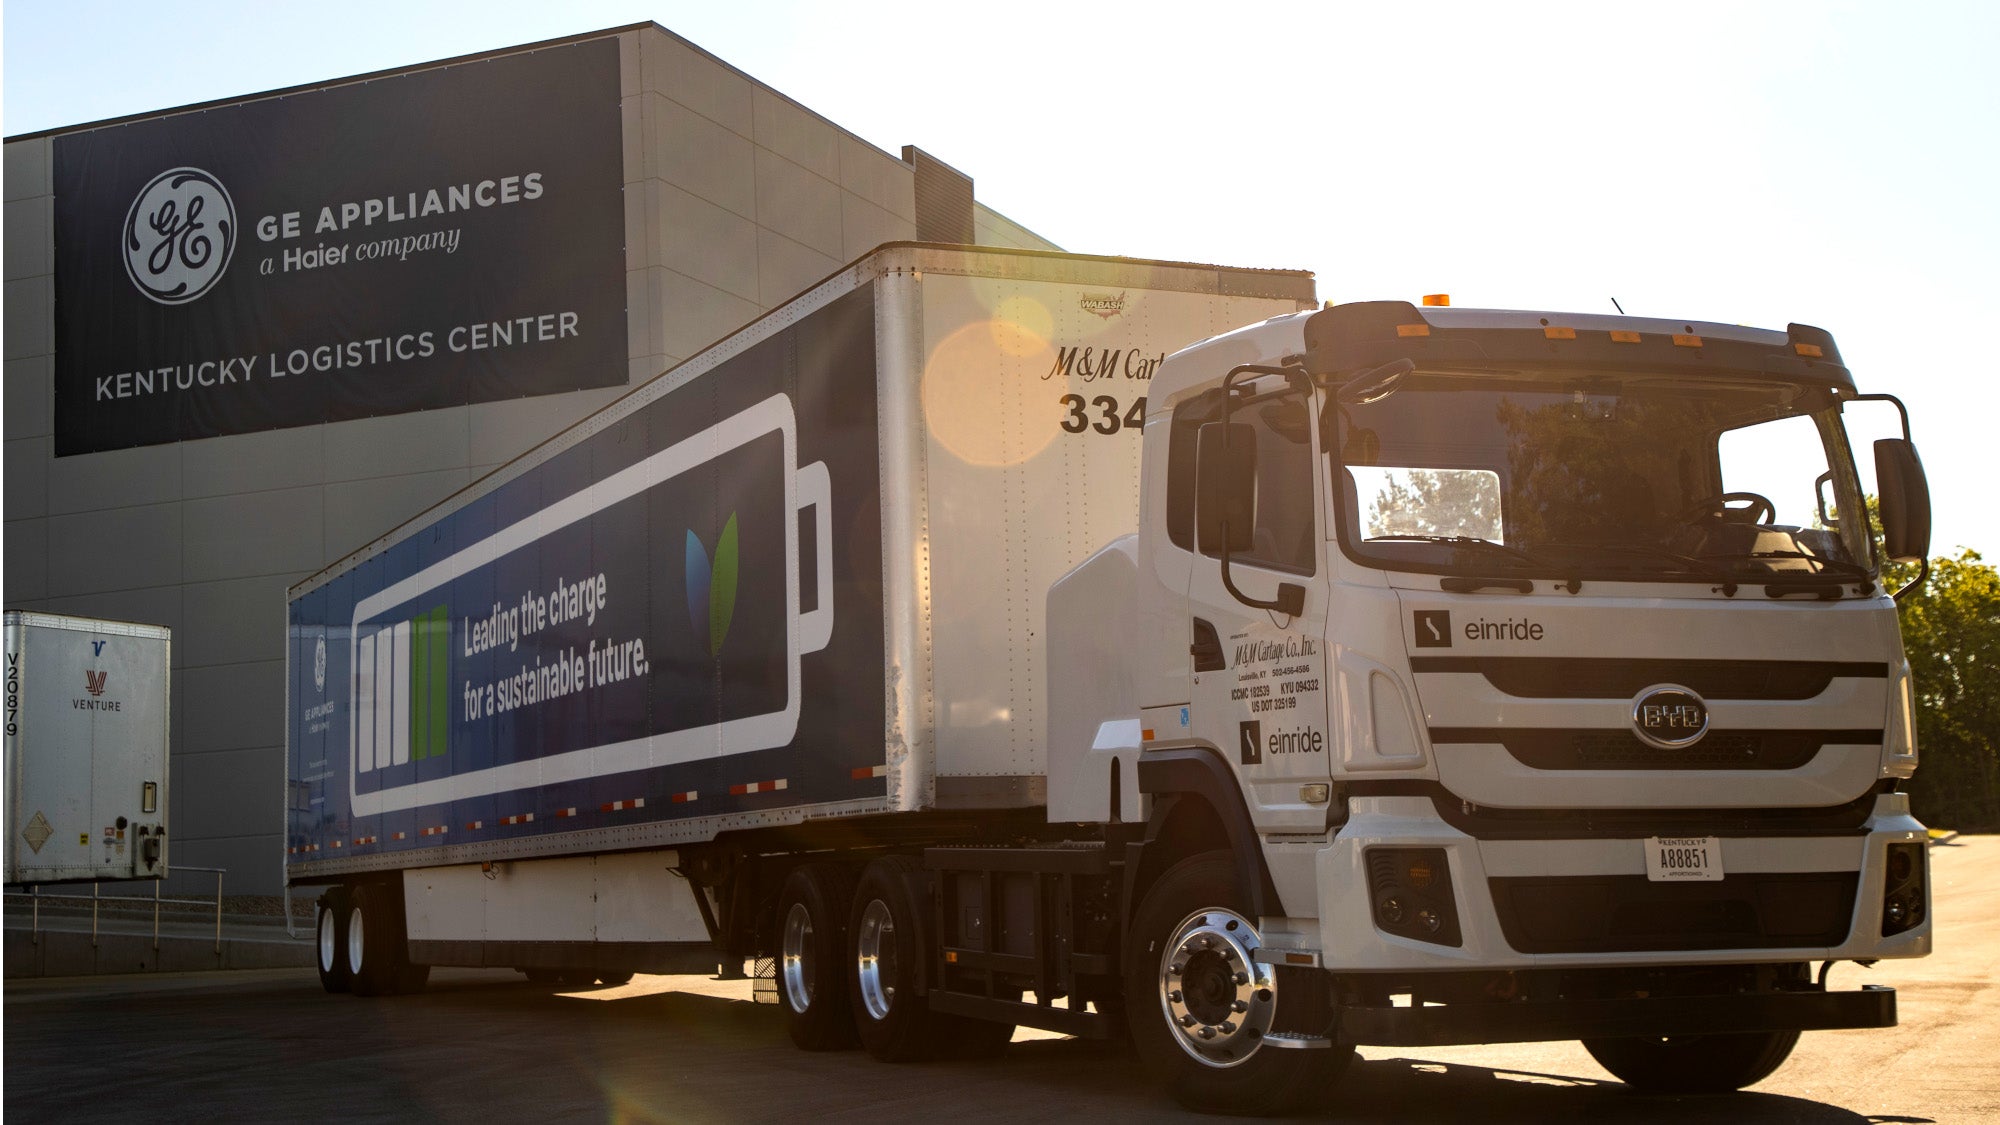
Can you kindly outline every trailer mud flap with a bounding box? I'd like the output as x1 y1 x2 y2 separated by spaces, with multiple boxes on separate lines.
1338 983 1896 1047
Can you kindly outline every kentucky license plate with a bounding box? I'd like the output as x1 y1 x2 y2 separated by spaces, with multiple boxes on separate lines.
1645 836 1723 882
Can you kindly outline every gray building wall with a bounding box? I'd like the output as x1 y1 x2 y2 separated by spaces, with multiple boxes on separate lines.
1 23 1058 894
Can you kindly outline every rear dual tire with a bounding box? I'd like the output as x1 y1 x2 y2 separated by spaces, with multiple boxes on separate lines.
849 855 1013 1062
778 862 862 1050
344 883 429 997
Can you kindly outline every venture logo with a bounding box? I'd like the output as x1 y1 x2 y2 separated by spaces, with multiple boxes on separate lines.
84 670 108 697
685 513 740 657
123 167 237 305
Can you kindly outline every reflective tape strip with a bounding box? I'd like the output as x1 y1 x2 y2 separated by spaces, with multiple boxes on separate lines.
331 840 344 849
464 820 485 831
391 832 408 841
601 798 647 812
421 825 449 837
850 765 888 780
354 836 377 846
554 807 579 818
669 791 698 804
730 779 790 795
501 813 535 825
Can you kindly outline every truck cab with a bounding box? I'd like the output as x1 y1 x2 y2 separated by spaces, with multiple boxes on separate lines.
1079 299 1931 1111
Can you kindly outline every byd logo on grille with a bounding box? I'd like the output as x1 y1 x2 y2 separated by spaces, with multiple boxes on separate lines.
122 167 237 305
1632 684 1710 749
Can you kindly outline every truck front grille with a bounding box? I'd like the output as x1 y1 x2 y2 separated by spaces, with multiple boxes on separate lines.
1488 872 1859 953
1426 728 1881 771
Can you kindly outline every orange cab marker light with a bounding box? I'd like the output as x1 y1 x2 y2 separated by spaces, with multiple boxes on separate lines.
1610 330 1642 344
1397 323 1431 338
1142 728 1156 742
1543 326 1576 340
1673 333 1703 348
1795 342 1824 358
1422 294 1451 307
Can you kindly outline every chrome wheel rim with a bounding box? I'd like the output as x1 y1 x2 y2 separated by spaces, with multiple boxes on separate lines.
855 898 897 1021
346 901 366 976
781 901 815 1012
318 907 337 973
1157 907 1277 1069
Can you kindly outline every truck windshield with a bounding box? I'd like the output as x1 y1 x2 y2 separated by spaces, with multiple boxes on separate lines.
1329 370 1875 583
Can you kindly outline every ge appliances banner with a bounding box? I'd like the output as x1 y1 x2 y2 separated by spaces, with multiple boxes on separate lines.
51 38 626 455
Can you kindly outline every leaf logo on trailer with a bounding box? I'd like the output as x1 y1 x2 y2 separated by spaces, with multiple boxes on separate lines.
685 513 740 656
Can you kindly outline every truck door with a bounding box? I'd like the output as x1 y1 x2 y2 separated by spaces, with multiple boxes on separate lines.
1182 382 1334 833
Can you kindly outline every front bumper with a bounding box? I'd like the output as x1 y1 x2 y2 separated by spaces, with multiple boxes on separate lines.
1338 982 1896 1047
1293 791 1930 972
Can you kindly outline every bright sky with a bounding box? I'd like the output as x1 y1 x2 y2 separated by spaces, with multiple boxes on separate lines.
7 0 1996 556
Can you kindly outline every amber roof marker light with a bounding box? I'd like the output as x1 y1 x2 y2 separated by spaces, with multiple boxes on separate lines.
1422 293 1451 307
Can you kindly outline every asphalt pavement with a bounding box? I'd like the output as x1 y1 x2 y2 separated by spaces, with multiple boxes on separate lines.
6 836 1994 1123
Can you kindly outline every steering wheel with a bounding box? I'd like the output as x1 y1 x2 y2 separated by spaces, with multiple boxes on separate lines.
1676 491 1776 525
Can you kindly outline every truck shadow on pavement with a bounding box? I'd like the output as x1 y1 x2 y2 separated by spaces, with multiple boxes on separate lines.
491 981 1928 1125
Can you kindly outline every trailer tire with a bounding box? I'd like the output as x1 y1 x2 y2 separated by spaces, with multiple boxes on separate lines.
1125 850 1348 1116
1583 1029 1801 1093
596 972 634 987
316 889 350 994
778 862 861 1050
347 883 420 997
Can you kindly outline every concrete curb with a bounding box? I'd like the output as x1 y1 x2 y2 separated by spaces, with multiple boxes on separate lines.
4 923 313 977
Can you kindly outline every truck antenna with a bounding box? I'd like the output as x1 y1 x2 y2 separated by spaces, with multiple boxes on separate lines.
1611 297 1626 314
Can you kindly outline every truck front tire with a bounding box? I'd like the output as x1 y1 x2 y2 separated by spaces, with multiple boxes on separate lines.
1125 850 1349 1115
778 862 860 1050
316 889 350 994
1583 1029 1801 1093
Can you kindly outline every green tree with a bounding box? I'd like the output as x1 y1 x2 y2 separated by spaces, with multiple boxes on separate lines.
1365 469 1502 540
1890 548 2000 831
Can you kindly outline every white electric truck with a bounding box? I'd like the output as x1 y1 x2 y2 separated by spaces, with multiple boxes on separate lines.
288 244 1932 1114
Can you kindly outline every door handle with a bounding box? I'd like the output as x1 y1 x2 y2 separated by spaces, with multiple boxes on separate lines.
1190 618 1226 672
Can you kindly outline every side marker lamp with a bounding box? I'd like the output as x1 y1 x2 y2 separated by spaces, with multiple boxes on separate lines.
1422 294 1450 306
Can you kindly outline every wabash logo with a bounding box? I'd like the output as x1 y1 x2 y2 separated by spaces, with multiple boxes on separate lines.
84 670 109 697
1239 720 1262 765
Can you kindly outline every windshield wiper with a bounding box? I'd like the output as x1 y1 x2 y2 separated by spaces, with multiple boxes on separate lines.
1537 541 1740 596
1700 550 1876 595
1364 535 1583 591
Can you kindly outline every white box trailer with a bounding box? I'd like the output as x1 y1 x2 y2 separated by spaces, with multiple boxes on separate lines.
285 243 1314 988
5 612 171 885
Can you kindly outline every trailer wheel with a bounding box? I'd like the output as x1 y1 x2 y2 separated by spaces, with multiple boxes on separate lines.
596 972 635 987
1125 850 1349 1115
1583 1029 1801 1093
849 855 1002 1062
316 889 350 994
777 862 861 1050
347 883 423 996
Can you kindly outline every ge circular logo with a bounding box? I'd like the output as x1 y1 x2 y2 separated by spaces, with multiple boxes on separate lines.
313 636 327 693
122 167 237 305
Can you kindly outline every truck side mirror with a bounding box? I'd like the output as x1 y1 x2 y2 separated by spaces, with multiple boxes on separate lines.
1874 438 1931 563
1196 422 1257 556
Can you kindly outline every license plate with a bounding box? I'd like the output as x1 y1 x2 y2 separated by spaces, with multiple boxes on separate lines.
1645 836 1723 882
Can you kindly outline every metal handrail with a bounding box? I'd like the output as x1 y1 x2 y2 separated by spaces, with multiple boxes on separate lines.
21 866 228 954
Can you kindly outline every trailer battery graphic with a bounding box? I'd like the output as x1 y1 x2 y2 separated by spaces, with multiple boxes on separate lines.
346 394 833 816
